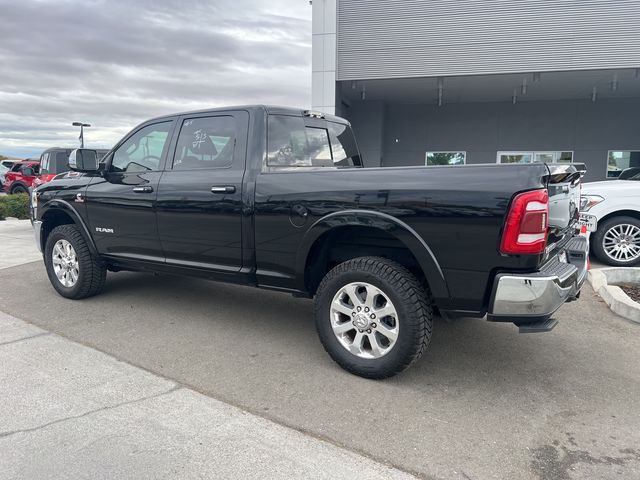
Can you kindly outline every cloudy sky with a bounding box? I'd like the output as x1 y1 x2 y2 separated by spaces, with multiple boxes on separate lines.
0 0 311 158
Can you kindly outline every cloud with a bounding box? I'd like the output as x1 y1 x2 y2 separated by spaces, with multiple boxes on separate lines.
0 0 311 158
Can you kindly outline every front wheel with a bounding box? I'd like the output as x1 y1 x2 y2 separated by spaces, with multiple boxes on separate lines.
44 224 107 299
314 256 433 379
592 216 640 266
11 184 28 194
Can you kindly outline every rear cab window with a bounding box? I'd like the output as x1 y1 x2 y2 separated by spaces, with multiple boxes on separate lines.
266 115 362 171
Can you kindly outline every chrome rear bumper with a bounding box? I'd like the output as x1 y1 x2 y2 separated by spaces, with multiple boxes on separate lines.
487 236 589 323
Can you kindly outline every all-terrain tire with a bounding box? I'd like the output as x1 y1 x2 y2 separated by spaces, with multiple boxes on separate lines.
44 224 107 299
314 256 433 379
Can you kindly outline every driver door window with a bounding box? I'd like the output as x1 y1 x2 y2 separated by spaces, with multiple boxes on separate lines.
111 122 173 172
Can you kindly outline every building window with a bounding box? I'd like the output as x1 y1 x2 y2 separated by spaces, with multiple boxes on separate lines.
607 150 640 178
497 151 573 164
426 151 466 166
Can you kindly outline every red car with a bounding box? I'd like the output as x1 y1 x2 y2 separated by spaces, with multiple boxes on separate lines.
3 160 40 194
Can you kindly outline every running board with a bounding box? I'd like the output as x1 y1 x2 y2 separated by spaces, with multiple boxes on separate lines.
518 318 559 333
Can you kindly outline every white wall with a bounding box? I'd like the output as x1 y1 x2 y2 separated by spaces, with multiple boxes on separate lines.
311 0 337 115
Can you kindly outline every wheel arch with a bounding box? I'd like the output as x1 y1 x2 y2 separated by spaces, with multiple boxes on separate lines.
296 210 449 301
598 209 640 224
9 181 29 193
40 200 99 257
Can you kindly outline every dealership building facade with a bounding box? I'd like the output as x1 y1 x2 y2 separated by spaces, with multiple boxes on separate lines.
311 0 640 181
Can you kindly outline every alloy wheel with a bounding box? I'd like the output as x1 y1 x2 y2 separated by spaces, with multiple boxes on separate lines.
602 223 640 263
51 239 79 287
330 282 399 359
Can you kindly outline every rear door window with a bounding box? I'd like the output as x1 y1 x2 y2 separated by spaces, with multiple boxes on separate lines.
172 116 237 170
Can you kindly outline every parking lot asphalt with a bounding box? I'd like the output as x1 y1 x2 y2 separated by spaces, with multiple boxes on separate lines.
1 258 639 480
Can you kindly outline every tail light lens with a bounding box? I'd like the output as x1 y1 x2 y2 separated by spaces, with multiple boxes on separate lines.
500 189 549 255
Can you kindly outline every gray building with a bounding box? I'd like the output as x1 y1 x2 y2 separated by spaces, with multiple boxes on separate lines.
311 0 640 181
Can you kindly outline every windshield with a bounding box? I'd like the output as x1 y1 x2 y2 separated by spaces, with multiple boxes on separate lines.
617 167 640 180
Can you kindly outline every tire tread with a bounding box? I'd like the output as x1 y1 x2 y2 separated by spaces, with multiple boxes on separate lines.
45 224 106 299
314 256 433 379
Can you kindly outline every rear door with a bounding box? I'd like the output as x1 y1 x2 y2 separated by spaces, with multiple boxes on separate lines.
84 120 175 260
155 110 249 272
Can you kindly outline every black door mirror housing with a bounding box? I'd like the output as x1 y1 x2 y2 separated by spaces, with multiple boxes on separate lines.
69 149 99 172
21 167 35 176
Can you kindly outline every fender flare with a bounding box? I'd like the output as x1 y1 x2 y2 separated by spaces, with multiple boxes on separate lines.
40 199 99 257
295 209 450 300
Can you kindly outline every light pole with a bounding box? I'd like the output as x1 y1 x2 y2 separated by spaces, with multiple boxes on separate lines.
72 122 91 148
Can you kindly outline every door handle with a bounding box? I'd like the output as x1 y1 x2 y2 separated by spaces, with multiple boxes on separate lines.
210 186 236 194
132 186 154 193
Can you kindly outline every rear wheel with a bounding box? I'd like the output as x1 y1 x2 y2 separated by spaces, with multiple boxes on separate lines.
314 256 433 379
44 224 107 299
592 216 640 266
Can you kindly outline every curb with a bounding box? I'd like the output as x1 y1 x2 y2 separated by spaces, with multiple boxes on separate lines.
588 268 640 324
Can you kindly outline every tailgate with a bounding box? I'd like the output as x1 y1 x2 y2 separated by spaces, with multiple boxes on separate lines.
545 163 583 253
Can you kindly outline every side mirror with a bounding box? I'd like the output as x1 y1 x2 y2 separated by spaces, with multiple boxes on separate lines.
21 167 35 176
68 149 99 172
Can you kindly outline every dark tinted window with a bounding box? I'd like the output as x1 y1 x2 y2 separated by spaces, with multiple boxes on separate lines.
21 163 39 175
112 122 172 172
55 151 70 174
267 115 360 168
618 167 640 180
173 116 236 170
328 121 361 167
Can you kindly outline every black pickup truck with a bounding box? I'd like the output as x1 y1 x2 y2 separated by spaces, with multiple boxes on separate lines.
31 105 588 378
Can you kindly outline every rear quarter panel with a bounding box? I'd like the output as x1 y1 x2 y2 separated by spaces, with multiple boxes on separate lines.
254 163 548 312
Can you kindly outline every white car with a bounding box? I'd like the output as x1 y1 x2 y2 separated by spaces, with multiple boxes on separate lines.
0 159 18 188
581 168 640 266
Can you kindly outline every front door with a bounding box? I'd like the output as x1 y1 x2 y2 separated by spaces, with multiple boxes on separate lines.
84 120 175 261
155 111 248 272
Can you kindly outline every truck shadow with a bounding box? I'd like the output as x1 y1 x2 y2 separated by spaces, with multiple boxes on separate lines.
98 270 595 391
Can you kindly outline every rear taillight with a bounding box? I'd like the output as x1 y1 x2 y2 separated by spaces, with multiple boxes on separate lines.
500 189 549 255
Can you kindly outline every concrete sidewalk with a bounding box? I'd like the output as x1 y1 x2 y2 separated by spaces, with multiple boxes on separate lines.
0 219 41 269
0 311 415 480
